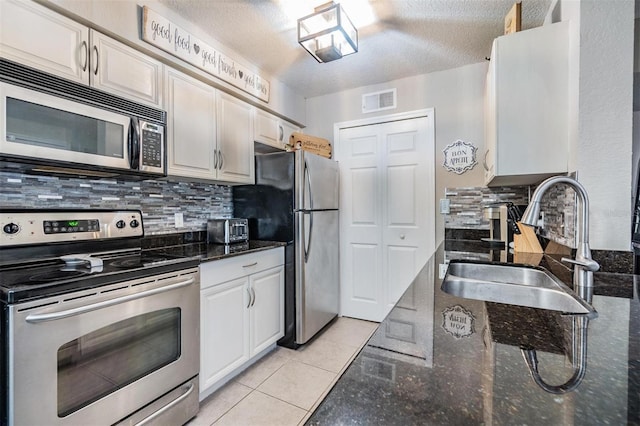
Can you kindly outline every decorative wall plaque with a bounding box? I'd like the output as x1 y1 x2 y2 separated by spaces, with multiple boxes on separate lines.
442 305 475 339
442 140 477 174
142 6 270 102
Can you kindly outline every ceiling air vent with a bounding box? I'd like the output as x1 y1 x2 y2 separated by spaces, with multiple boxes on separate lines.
362 89 397 114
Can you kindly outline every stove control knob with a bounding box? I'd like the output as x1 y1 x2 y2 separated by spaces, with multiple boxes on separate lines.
130 219 140 228
3 223 20 235
115 220 126 229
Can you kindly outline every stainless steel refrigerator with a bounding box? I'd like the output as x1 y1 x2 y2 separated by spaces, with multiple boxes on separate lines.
233 150 339 348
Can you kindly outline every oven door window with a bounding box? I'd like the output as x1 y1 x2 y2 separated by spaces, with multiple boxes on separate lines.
56 308 181 417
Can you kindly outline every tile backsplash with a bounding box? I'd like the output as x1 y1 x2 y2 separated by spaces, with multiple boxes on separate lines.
444 185 577 248
444 186 530 229
0 171 232 235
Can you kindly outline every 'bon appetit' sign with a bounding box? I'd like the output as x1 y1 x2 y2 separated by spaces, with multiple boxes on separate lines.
142 6 270 102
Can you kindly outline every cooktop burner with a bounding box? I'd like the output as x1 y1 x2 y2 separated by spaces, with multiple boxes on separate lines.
28 269 89 284
0 249 199 304
0 209 200 304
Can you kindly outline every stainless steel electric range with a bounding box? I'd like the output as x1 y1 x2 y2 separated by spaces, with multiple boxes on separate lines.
0 209 200 426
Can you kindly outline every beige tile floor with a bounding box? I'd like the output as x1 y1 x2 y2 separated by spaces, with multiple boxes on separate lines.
188 317 378 426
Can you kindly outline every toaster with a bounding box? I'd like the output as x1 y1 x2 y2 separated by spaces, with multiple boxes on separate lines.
207 218 249 244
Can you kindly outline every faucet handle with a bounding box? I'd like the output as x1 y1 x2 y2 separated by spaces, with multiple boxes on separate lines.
561 257 600 272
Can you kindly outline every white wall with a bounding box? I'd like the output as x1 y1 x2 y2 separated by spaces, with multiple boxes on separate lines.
305 62 489 246
40 0 306 125
559 0 635 251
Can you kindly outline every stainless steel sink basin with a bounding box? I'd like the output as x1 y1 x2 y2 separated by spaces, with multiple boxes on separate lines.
441 261 597 318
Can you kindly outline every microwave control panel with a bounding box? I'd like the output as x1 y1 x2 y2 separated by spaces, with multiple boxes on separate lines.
140 122 164 169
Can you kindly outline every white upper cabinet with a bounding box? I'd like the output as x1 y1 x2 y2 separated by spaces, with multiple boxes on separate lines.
165 68 217 180
484 21 569 187
165 69 255 184
217 92 255 184
254 108 299 151
90 31 163 107
0 0 163 107
280 120 299 149
1 0 89 84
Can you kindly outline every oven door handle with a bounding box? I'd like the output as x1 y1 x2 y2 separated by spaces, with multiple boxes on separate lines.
135 381 196 426
25 277 195 323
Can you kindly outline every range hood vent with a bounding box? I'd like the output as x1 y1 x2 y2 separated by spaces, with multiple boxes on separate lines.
362 89 397 114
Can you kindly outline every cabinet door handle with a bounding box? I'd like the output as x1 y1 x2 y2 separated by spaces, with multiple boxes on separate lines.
246 287 252 308
213 149 218 169
218 150 224 170
278 125 284 142
483 150 489 171
250 287 256 307
243 262 258 268
80 41 88 72
92 45 99 76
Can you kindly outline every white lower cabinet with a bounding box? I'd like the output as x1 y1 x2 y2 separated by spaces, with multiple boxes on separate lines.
199 248 284 399
200 277 250 394
250 266 285 354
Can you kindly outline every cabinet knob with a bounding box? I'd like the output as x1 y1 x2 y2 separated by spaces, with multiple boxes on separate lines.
400 234 405 240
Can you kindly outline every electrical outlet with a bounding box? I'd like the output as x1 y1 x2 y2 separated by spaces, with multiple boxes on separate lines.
174 212 184 228
440 198 450 214
538 211 545 228
439 263 448 279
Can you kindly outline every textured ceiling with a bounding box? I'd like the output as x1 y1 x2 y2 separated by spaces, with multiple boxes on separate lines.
159 0 553 98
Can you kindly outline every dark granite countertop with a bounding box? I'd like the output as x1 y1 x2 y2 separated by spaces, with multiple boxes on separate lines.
146 240 286 263
308 242 640 425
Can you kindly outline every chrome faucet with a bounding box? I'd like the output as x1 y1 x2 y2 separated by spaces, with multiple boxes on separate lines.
521 176 600 291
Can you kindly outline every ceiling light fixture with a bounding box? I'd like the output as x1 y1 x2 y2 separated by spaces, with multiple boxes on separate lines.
297 1 358 63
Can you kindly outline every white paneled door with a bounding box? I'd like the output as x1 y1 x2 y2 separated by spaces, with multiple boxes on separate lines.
338 112 435 322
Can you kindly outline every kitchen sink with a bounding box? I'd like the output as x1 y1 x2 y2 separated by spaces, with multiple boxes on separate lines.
441 261 598 318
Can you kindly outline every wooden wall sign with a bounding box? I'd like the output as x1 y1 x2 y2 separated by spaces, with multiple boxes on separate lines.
288 132 332 159
442 140 477 174
142 6 270 102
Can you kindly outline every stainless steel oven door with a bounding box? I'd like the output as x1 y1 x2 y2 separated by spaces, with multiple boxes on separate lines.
7 267 199 426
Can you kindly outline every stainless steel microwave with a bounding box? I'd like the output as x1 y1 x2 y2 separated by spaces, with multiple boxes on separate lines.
0 58 166 178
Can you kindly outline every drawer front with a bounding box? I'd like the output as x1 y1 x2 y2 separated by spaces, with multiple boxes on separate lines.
200 247 284 290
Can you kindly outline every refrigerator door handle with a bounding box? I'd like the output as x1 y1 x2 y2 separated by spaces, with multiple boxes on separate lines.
304 159 314 211
304 211 314 263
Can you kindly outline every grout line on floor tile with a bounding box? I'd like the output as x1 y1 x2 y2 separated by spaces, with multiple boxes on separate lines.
252 388 316 412
199 319 380 426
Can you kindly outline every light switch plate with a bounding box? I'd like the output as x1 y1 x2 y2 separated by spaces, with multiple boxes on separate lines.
174 212 184 228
